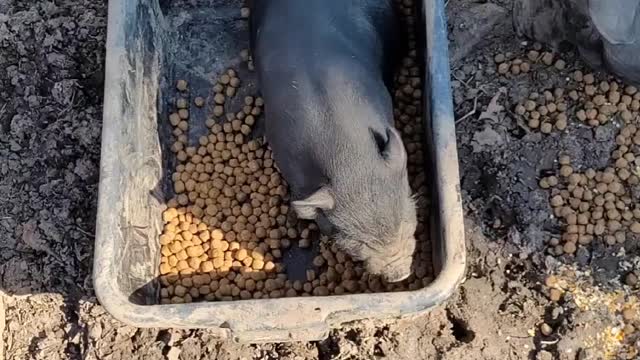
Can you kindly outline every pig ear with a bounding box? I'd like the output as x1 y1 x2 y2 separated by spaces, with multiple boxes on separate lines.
292 187 335 220
382 128 407 165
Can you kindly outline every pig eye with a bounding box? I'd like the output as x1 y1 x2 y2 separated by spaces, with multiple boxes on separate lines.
369 128 388 155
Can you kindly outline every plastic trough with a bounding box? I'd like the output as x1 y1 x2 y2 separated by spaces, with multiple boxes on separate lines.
94 0 465 343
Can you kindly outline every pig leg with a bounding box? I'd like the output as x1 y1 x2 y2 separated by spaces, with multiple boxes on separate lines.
603 41 640 85
513 0 640 85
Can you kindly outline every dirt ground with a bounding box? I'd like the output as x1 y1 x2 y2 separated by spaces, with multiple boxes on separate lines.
0 0 638 359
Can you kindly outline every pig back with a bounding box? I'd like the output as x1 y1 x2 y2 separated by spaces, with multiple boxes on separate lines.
251 0 397 68
251 0 399 199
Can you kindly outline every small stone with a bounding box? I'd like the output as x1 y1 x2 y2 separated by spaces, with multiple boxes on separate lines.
494 53 506 63
625 273 638 286
554 59 566 70
536 350 553 360
540 323 553 336
167 347 181 360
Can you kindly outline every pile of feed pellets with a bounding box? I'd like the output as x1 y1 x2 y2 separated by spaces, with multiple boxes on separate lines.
494 48 640 282
492 45 640 354
157 0 433 304
536 74 640 260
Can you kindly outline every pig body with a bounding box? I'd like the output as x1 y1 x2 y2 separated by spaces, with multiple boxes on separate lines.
250 0 417 282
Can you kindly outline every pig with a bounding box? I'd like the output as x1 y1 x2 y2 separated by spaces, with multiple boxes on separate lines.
249 0 417 282
513 0 640 85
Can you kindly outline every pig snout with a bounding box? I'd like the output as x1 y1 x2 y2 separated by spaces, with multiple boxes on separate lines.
363 232 417 283
382 265 412 283
372 256 413 283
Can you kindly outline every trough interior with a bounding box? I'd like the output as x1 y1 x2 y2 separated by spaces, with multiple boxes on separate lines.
114 0 438 306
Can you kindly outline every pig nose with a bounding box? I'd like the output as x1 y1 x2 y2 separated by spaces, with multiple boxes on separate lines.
383 268 411 283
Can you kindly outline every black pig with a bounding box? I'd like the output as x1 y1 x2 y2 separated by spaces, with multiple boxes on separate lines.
250 0 416 282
